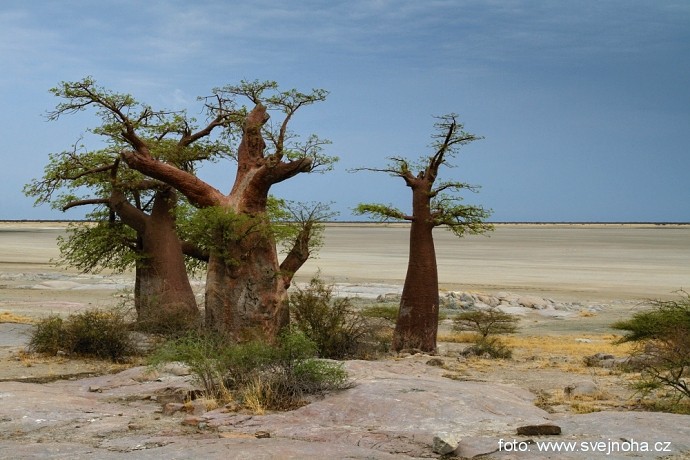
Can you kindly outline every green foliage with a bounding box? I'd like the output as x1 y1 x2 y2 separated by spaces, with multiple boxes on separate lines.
453 308 519 338
273 200 336 255
353 203 407 222
149 330 350 411
28 315 64 355
361 305 399 322
452 308 518 359
353 113 492 237
289 277 391 359
612 292 690 402
181 206 270 266
56 220 141 273
463 336 513 359
149 332 230 397
29 309 136 361
212 79 339 172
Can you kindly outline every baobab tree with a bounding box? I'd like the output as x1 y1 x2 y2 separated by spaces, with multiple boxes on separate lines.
24 145 213 331
355 114 492 352
46 78 337 341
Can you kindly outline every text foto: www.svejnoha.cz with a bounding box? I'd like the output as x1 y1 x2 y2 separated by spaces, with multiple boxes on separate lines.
498 438 673 455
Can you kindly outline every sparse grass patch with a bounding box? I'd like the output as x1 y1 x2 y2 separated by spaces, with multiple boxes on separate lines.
534 387 622 414
578 310 597 318
505 335 630 360
437 331 478 343
360 305 398 322
0 312 34 324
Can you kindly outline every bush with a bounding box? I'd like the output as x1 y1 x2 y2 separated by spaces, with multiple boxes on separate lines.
361 305 399 322
462 336 513 359
453 308 519 338
28 315 64 355
612 292 690 402
149 332 231 398
289 277 391 358
149 330 351 411
453 308 519 359
29 308 137 361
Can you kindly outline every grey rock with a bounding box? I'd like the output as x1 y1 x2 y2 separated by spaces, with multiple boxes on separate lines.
518 295 550 309
162 402 185 416
516 423 562 435
564 380 599 397
433 431 462 454
162 362 192 376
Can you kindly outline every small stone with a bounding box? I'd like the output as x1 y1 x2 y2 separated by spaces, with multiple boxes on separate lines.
163 362 192 376
564 380 599 397
182 415 205 426
163 403 185 416
426 358 445 367
191 399 210 415
255 431 271 439
433 432 462 454
88 386 102 393
516 424 561 436
223 401 241 412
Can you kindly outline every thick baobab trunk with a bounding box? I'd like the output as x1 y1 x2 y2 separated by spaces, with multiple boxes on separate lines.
204 215 289 340
114 188 200 331
394 188 439 352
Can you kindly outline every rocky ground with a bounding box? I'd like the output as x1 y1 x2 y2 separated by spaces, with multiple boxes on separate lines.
1 282 690 458
1 224 689 458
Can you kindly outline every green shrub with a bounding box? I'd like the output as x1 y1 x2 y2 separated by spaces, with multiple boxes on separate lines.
149 331 231 398
462 336 513 359
453 308 519 359
453 308 519 338
612 292 690 403
29 308 136 361
28 315 64 355
361 305 399 321
149 330 351 411
289 277 391 358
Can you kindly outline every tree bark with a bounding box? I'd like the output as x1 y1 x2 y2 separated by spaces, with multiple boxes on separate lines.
394 183 439 352
204 218 289 340
112 188 200 330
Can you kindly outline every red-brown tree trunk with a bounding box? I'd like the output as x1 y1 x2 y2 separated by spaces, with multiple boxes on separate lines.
113 188 200 331
394 185 439 352
204 214 289 340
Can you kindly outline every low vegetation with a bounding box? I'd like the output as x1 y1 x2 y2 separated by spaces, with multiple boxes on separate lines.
452 308 519 359
28 308 136 361
289 277 392 359
150 330 351 412
612 291 690 402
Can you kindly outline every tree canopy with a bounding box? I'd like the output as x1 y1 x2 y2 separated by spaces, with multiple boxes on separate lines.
354 114 493 236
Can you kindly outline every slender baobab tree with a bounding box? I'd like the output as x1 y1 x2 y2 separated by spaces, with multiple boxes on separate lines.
355 114 492 352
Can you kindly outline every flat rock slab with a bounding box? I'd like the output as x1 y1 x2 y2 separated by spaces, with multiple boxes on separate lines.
0 358 689 459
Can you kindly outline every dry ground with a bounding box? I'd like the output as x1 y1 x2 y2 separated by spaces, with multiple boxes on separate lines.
1 223 689 458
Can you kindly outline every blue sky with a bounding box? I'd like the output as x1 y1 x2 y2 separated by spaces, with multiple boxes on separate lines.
2 0 689 222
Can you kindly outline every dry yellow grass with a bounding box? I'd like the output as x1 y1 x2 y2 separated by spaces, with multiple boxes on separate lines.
505 334 632 359
437 331 478 343
0 311 34 324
